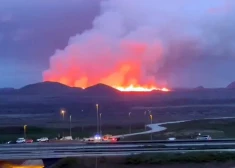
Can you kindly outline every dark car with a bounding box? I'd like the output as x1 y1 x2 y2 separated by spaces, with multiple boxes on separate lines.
6 141 16 144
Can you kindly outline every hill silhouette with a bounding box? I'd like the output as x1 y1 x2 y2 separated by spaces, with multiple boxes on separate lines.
14 82 120 96
194 86 205 90
83 83 120 96
227 81 235 89
19 81 82 94
0 88 15 94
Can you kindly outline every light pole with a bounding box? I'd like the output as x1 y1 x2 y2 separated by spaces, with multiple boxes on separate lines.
69 115 72 137
96 104 99 134
61 110 65 137
81 109 84 131
144 111 147 130
24 125 27 139
99 113 102 135
149 114 153 140
61 110 65 120
129 112 131 134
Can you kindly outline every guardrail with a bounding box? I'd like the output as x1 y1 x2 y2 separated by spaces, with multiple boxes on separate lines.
2 143 235 160
2 141 235 151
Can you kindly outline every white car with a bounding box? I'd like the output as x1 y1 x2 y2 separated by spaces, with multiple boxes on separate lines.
60 136 73 141
167 137 176 141
37 137 49 142
16 138 26 143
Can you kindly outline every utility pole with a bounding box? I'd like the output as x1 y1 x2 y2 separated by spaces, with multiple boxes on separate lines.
144 111 147 130
150 114 153 140
61 110 65 137
24 125 27 139
69 115 72 137
81 110 84 132
129 112 131 134
99 113 102 135
96 104 99 134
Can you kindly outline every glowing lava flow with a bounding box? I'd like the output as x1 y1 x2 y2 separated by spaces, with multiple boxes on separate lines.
114 85 170 92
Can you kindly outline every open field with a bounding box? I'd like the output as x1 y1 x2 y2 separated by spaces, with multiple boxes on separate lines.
3 118 235 142
124 118 235 141
1 102 235 127
2 83 235 127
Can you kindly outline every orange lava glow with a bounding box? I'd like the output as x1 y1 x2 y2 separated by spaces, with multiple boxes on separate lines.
43 39 170 92
1 163 42 168
114 84 169 92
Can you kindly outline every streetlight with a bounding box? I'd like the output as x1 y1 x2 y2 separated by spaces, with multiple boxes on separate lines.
96 104 99 134
60 110 65 137
69 115 72 137
129 112 131 134
149 114 153 140
81 109 84 131
144 111 147 130
99 113 102 135
24 125 27 139
61 110 65 120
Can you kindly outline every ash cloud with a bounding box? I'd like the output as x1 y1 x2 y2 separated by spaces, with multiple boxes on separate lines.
43 0 235 88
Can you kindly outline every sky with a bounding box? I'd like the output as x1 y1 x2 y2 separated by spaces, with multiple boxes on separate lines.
0 0 235 88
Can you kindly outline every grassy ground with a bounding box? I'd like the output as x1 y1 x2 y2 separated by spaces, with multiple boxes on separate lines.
0 124 145 142
51 152 235 168
2 118 235 142
124 118 235 141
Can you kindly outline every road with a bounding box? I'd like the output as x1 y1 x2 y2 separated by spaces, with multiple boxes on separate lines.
2 148 235 160
2 140 235 160
2 139 235 148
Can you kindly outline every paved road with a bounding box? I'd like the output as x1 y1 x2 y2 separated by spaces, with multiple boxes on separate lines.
2 139 235 149
2 148 235 160
1 140 235 160
3 139 235 147
0 143 232 151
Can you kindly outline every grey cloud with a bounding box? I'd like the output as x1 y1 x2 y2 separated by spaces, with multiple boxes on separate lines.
0 0 101 87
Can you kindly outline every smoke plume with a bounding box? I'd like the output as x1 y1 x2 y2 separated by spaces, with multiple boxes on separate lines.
43 0 235 89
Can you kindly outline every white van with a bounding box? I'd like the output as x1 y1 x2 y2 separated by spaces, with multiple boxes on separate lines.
60 136 73 140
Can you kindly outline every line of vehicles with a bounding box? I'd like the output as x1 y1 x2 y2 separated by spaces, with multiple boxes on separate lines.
6 134 120 144
7 137 49 144
6 134 212 144
83 134 120 142
167 135 212 141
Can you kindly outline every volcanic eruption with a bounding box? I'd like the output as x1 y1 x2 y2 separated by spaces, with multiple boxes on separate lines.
43 0 232 91
43 0 171 92
43 38 169 91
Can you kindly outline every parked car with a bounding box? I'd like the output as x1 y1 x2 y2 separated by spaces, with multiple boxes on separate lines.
25 139 33 143
37 137 49 142
196 135 212 140
102 134 118 142
60 136 73 140
16 138 26 143
167 137 176 141
6 141 16 144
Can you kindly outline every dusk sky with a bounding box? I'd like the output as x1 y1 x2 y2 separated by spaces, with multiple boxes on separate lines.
1 0 235 88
